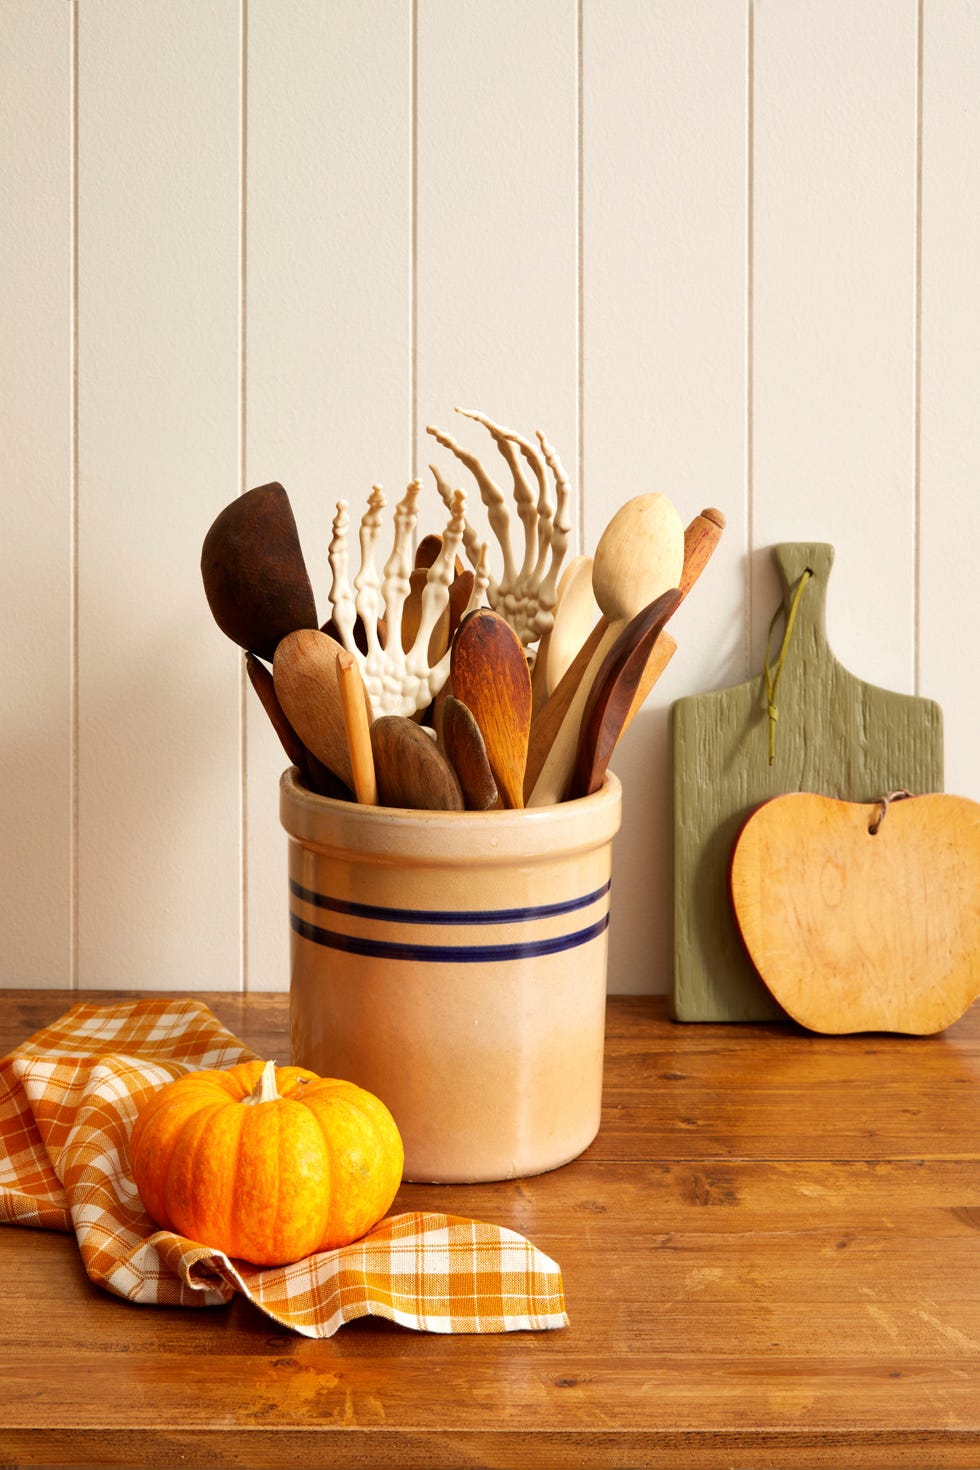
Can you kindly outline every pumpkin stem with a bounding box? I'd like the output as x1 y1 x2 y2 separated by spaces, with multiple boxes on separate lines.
243 1059 280 1105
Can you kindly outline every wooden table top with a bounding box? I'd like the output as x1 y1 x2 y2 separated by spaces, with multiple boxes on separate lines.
2 989 980 1469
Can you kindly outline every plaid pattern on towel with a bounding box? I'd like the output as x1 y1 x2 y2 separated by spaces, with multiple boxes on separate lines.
0 996 568 1337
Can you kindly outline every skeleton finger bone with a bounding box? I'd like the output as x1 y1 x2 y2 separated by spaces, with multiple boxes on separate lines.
425 408 572 649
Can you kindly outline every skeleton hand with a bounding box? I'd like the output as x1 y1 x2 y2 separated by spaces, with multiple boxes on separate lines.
426 408 572 649
327 480 487 718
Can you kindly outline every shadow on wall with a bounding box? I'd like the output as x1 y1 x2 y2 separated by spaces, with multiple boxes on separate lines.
605 700 671 996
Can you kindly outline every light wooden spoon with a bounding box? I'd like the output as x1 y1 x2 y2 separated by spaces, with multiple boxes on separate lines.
450 609 532 809
617 506 727 735
526 493 684 806
370 716 464 811
545 555 598 697
273 628 371 793
530 554 596 712
524 504 722 800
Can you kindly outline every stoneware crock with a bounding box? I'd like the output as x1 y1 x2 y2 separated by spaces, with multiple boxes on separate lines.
279 766 623 1182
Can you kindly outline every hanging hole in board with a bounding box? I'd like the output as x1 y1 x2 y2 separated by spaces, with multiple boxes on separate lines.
868 789 914 835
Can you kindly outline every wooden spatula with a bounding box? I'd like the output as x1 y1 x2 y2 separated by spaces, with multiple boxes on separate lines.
566 587 682 800
523 507 724 802
440 695 498 811
729 790 980 1034
370 716 464 811
450 609 532 809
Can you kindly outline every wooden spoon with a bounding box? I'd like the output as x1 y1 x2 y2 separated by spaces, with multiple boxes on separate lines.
245 654 350 799
273 628 370 792
450 609 532 809
336 650 378 806
201 482 318 661
526 493 684 806
245 652 309 770
541 555 597 704
566 587 682 801
370 716 464 811
616 507 727 738
524 505 723 800
440 695 498 811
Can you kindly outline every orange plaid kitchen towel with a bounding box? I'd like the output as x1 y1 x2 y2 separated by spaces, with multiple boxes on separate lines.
0 996 568 1337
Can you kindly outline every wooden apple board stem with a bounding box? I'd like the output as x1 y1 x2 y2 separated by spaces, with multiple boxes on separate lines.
670 542 945 1023
729 791 980 1036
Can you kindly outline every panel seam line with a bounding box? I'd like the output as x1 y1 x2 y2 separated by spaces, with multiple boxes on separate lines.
70 0 80 990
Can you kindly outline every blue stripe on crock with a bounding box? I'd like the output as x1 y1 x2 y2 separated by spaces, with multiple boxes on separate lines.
289 910 610 963
288 877 611 926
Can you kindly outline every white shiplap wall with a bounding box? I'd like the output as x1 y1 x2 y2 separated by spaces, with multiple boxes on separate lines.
1 0 977 995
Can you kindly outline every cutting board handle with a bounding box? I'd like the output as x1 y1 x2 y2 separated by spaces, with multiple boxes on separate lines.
671 535 944 1024
773 542 833 636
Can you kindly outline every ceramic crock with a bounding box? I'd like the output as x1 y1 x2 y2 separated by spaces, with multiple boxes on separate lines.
279 766 622 1183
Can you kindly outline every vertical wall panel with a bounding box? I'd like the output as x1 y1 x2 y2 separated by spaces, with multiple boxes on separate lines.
415 0 578 536
245 1 413 990
1 3 978 997
919 0 980 800
76 0 242 988
752 0 920 691
0 2 73 985
582 0 749 992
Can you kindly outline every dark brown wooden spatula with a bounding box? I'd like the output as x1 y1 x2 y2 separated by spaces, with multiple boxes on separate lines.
440 695 498 810
566 586 682 801
450 609 532 809
201 482 318 661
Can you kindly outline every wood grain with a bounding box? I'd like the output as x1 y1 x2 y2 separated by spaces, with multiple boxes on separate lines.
370 715 463 811
568 588 682 800
2 989 980 1468
671 543 945 1023
336 649 378 806
450 609 531 809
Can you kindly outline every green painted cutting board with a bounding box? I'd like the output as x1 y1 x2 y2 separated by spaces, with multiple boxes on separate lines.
670 542 944 1022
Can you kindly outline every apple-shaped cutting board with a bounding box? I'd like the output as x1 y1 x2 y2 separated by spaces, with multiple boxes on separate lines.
729 792 980 1034
671 543 944 1022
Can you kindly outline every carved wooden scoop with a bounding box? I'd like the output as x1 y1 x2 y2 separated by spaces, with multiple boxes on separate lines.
201 482 318 662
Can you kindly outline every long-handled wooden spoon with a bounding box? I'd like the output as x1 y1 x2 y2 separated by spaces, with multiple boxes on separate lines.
201 482 318 661
370 716 464 810
245 652 309 770
450 609 532 809
246 653 350 799
440 695 498 810
540 554 597 705
273 628 370 792
566 587 682 801
524 505 724 800
526 493 684 806
617 506 727 736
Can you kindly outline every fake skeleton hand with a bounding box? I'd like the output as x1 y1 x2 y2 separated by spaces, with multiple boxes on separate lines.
426 408 572 649
327 479 487 718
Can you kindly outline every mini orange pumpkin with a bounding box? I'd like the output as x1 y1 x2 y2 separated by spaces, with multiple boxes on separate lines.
129 1059 404 1266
